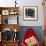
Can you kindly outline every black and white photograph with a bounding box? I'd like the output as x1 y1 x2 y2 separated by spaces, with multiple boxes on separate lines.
23 6 38 20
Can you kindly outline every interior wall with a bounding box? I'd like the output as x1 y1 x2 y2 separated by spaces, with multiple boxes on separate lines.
0 0 44 26
18 0 44 26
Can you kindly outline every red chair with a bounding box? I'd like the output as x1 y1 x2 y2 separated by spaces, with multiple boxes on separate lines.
21 28 41 46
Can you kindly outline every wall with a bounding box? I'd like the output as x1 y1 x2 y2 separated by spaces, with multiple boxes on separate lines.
0 0 44 26
18 0 44 26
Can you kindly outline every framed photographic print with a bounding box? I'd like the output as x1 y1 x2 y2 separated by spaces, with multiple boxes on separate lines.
2 10 9 15
23 6 38 20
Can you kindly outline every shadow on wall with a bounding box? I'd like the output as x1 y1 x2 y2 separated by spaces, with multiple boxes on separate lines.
18 26 43 43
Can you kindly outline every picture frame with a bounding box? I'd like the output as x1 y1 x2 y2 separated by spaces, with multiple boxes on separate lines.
23 6 38 21
2 10 9 15
9 10 18 15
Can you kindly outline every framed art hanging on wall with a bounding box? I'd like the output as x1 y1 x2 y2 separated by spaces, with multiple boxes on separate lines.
23 6 38 21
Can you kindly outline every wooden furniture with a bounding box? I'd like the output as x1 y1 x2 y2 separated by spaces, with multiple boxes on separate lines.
0 24 20 32
2 41 19 46
0 7 19 24
0 7 20 46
